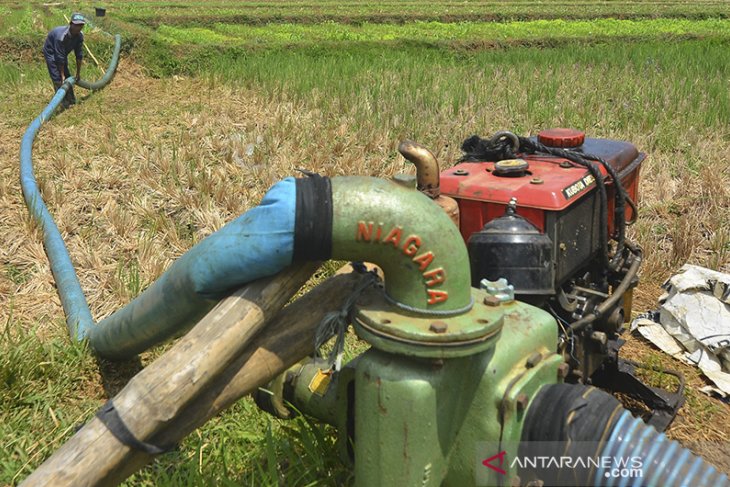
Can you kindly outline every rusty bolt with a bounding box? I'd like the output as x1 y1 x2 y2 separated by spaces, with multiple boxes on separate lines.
483 295 501 307
530 177 544 184
515 393 529 412
557 362 570 380
429 321 448 333
525 352 542 368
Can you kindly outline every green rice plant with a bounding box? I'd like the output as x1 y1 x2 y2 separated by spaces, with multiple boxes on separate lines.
116 260 143 299
195 38 728 162
108 0 730 26
156 25 233 45
0 61 28 84
4 6 33 36
162 18 730 48
0 6 11 25
0 319 99 484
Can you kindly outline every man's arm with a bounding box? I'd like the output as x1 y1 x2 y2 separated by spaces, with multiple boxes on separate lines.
74 35 84 80
53 33 67 81
57 62 66 81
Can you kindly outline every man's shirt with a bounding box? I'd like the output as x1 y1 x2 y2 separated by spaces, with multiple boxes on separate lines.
43 26 84 65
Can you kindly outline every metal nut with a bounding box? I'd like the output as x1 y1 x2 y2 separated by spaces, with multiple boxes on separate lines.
559 161 573 168
453 169 469 176
483 295 501 307
516 393 529 412
429 321 448 333
530 177 544 184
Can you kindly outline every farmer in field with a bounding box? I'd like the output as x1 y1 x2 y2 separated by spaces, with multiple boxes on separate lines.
42 13 85 109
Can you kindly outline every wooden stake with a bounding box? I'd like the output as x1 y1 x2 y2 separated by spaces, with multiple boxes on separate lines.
22 263 321 486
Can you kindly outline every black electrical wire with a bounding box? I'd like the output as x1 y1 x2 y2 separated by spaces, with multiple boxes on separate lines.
519 137 613 270
582 149 628 269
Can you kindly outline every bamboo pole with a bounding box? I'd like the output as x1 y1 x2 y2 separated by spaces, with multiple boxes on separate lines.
22 262 321 487
107 269 366 483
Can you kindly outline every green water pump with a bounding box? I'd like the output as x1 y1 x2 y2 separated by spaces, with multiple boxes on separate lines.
259 269 561 486
255 174 728 487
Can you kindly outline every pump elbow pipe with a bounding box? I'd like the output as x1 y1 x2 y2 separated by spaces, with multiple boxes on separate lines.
89 175 472 359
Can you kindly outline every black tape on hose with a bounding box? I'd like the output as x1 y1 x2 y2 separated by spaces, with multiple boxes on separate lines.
294 174 333 261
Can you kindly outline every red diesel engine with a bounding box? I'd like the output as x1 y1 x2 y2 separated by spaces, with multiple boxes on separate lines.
445 129 640 298
401 129 681 429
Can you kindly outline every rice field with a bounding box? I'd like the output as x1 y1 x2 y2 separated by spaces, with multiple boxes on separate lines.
84 0 730 25
151 18 730 47
1 1 729 485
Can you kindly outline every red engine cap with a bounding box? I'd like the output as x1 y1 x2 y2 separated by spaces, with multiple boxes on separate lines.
538 128 585 148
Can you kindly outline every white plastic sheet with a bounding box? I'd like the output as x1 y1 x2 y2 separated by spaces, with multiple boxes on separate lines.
631 264 730 398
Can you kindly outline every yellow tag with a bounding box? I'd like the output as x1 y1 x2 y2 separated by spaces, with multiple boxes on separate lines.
308 368 333 396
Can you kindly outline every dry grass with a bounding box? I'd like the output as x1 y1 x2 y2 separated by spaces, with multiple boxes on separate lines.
2 60 324 332
1 54 729 479
620 127 730 465
630 132 730 307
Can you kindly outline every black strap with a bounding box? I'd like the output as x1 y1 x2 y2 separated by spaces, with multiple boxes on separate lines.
294 173 333 261
96 400 175 455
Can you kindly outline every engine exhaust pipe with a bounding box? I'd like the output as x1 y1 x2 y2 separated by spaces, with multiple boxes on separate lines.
398 140 460 228
398 140 441 198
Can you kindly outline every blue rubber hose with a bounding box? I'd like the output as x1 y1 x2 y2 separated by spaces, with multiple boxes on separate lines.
596 410 729 487
20 35 122 340
522 384 729 487
77 34 121 91
87 178 297 359
20 79 95 339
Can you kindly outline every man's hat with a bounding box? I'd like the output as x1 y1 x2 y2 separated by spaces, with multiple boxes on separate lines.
70 13 86 25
